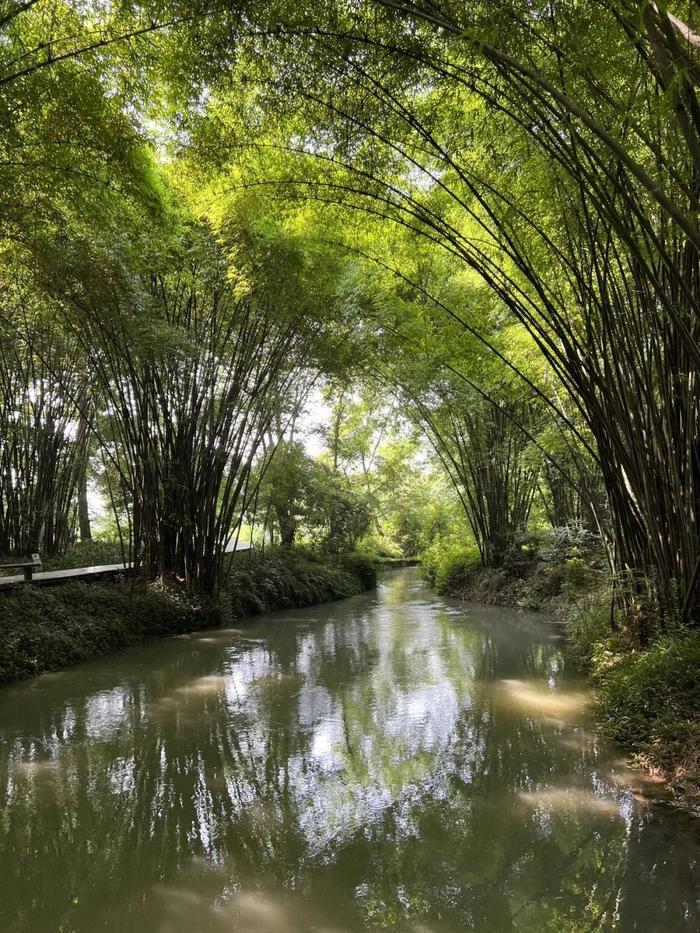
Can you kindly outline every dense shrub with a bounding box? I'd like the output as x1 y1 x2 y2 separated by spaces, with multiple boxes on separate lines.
421 537 481 590
425 526 605 607
566 596 614 668
528 556 598 603
593 631 700 795
0 548 376 683
563 590 700 799
41 539 130 571
561 556 593 588
535 523 604 566
0 582 220 683
354 536 401 561
527 563 566 600
223 548 374 615
339 552 379 590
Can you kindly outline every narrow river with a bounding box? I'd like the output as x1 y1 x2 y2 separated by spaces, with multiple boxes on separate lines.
0 569 698 931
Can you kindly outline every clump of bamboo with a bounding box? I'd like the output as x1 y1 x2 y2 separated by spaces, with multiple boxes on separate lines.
67 231 321 593
411 386 540 568
0 300 88 557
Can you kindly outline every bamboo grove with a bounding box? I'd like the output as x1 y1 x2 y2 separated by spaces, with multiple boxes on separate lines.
190 0 700 626
1 0 700 629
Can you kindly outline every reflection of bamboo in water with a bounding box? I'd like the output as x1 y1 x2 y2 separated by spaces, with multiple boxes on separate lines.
0 595 693 930
508 828 626 929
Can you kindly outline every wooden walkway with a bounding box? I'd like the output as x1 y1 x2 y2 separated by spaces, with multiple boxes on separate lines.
0 541 252 589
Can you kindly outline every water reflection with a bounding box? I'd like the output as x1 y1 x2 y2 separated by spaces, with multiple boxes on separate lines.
0 569 698 931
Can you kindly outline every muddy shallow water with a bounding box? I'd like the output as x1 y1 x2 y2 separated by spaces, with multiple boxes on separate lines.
0 569 697 931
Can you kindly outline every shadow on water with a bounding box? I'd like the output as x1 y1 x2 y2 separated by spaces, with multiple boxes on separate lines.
0 568 698 931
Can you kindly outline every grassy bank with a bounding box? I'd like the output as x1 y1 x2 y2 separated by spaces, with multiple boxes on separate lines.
571 607 700 808
424 532 700 808
0 548 377 685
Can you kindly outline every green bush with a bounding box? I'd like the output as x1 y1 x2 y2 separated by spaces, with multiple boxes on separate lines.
536 523 601 564
528 563 565 600
41 539 129 571
0 548 376 683
223 547 373 616
354 536 400 561
0 582 222 683
421 537 481 592
567 595 700 794
594 630 700 785
340 551 379 590
561 556 594 590
566 596 613 668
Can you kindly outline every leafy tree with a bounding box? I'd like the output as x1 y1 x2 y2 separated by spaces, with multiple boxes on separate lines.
255 438 372 553
256 441 316 549
308 466 373 554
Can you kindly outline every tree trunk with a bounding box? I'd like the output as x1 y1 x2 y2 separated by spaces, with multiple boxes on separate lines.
78 472 92 541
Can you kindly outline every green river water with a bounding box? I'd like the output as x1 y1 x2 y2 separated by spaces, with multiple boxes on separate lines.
0 569 698 931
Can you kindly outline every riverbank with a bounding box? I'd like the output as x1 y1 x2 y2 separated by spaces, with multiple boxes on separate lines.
0 549 377 684
424 544 700 812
